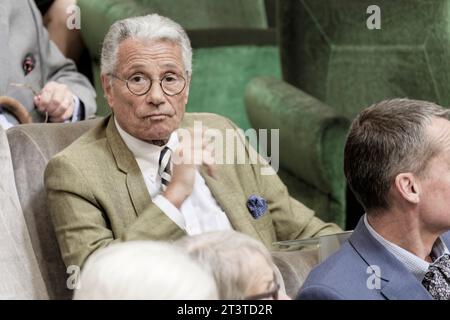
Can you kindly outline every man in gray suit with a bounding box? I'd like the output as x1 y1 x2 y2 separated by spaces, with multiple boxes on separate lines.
298 99 450 300
0 0 96 129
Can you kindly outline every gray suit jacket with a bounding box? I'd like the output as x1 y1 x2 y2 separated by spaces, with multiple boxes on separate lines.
0 0 96 124
297 217 450 300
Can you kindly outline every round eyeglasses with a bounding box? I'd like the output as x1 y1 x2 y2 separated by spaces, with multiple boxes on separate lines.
109 72 186 96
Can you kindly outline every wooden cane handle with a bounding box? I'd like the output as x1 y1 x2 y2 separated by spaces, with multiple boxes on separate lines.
0 96 33 124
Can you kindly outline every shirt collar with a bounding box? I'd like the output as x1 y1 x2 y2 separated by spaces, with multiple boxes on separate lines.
364 214 450 282
114 117 179 164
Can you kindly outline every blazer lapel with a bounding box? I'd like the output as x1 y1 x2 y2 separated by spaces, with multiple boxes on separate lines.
441 231 450 247
105 116 157 217
349 218 432 300
106 117 189 239
381 274 432 300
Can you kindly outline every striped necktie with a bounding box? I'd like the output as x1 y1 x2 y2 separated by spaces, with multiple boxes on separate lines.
158 146 172 191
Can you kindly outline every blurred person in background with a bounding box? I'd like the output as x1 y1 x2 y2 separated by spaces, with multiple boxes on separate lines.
177 230 291 300
0 0 96 129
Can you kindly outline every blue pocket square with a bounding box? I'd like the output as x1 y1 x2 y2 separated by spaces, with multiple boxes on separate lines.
246 195 268 219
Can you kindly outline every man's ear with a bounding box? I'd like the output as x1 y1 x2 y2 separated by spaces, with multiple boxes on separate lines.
101 74 114 110
394 173 420 204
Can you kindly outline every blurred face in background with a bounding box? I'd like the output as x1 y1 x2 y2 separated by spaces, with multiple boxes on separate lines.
244 252 290 300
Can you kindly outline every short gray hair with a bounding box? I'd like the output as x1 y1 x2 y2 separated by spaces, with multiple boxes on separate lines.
73 241 218 300
176 230 282 300
100 14 192 75
344 98 450 211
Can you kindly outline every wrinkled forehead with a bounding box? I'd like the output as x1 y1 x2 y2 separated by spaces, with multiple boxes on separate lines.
116 37 185 73
427 117 450 153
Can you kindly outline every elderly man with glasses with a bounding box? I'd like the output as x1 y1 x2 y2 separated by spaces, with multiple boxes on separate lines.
44 14 341 272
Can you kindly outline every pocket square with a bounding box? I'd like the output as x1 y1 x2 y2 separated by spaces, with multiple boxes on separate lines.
246 195 268 219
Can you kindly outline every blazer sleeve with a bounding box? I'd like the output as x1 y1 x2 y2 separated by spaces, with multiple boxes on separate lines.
28 0 97 119
224 118 342 241
44 155 183 269
297 285 346 300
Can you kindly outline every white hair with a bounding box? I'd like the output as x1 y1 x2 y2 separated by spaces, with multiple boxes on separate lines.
73 241 218 300
176 230 285 300
100 14 192 75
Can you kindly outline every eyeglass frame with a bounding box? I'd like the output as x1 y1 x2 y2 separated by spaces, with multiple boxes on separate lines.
244 283 280 300
244 273 280 300
108 72 187 97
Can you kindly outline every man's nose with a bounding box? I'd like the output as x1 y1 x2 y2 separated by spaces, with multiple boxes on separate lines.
145 81 165 106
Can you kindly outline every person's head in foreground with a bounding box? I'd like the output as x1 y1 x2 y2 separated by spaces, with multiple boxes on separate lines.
176 230 290 300
73 241 218 300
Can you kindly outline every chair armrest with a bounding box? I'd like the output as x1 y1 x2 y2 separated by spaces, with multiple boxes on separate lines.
245 76 350 196
0 126 49 299
271 248 318 298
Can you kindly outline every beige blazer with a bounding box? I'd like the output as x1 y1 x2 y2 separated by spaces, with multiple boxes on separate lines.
45 113 341 268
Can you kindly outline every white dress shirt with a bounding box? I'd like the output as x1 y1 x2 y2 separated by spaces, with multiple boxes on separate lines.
115 119 233 235
364 214 450 282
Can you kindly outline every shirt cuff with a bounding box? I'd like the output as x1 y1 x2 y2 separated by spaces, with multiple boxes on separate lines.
153 195 186 230
0 114 13 130
68 95 85 123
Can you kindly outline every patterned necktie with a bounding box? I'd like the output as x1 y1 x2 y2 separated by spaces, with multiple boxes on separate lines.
422 253 450 300
158 146 172 191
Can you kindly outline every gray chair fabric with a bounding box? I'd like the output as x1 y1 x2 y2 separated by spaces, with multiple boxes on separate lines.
5 119 102 299
0 126 48 299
